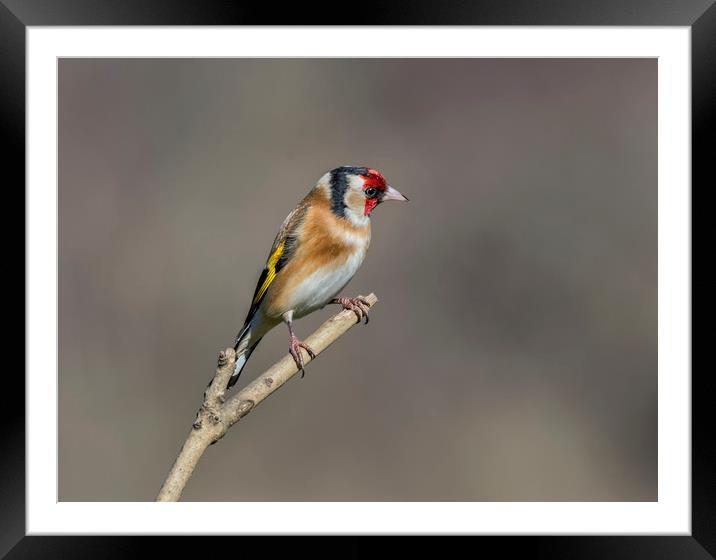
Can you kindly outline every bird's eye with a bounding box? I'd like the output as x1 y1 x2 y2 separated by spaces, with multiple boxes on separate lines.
365 187 377 197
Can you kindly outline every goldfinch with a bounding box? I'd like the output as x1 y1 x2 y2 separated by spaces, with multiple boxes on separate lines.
228 166 408 388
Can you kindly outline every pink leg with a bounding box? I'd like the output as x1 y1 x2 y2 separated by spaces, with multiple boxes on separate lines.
331 296 372 324
286 321 316 378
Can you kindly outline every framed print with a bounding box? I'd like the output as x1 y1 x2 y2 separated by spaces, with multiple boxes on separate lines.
5 0 711 557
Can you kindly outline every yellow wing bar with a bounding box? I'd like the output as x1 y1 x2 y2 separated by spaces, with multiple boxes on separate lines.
253 240 285 304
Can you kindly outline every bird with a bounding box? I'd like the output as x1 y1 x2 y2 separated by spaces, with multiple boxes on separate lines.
227 166 408 389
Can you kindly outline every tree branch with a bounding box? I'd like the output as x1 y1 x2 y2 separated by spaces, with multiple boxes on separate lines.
155 293 378 502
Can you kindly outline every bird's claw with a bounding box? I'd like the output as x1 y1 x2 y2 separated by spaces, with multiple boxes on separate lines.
333 296 372 324
288 334 315 378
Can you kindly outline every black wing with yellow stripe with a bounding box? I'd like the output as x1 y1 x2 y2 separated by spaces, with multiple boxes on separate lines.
236 201 308 338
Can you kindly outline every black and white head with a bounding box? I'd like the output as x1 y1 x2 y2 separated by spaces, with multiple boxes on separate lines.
315 166 408 227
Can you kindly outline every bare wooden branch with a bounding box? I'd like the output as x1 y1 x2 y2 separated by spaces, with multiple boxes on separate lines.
156 293 378 502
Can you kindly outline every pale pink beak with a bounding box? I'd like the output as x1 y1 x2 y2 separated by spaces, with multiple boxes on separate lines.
382 185 409 202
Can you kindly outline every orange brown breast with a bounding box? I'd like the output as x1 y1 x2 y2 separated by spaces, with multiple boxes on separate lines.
263 196 371 319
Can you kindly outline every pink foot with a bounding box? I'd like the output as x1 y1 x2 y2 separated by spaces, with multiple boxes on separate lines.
289 334 316 378
332 296 372 324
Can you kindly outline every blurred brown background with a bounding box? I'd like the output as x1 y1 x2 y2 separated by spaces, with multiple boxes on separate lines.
59 58 656 501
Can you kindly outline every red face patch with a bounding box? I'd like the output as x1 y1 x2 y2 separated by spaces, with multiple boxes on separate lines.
364 197 379 216
361 169 386 216
361 169 387 191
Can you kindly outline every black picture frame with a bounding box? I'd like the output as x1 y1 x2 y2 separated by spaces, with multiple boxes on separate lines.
5 1 710 557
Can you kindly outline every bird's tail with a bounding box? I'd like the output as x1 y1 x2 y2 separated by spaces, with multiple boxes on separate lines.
228 330 263 389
